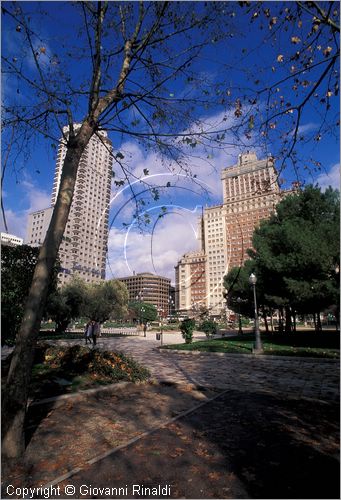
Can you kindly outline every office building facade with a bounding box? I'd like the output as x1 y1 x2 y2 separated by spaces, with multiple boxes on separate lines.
175 250 206 313
26 207 53 247
175 152 282 316
26 125 112 285
1 232 23 247
118 272 171 316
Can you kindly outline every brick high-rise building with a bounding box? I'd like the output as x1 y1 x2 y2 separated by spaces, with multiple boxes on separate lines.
221 152 280 271
26 125 112 285
175 152 282 316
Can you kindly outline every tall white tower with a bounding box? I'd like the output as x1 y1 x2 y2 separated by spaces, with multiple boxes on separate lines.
26 125 113 286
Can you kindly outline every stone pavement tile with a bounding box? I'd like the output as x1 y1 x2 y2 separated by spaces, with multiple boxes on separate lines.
2 382 217 491
53 390 339 500
50 338 339 402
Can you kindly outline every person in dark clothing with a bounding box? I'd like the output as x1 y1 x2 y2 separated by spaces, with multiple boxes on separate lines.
84 321 93 344
92 320 100 346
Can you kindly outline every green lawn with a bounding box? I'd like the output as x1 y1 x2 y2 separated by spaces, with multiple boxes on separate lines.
162 333 340 359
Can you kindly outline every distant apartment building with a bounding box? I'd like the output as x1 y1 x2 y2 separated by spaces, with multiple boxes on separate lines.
118 272 171 316
26 207 53 247
175 250 206 313
1 232 23 247
26 125 112 286
175 152 282 316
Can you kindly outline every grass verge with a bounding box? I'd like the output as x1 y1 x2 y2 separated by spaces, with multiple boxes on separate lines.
161 333 339 359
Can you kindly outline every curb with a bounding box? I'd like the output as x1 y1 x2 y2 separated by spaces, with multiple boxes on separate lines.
27 378 204 408
28 380 148 407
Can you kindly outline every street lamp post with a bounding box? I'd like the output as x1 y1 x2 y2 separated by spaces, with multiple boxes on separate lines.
136 290 145 336
169 295 175 319
236 297 243 335
249 273 263 354
157 307 164 345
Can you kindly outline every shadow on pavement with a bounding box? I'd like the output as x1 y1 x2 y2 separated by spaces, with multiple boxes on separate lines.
54 389 340 499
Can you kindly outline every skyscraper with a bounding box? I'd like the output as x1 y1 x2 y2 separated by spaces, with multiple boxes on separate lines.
26 125 112 285
221 152 280 270
175 152 282 316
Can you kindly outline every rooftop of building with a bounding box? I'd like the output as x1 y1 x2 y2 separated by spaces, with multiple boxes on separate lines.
221 151 275 178
1 232 23 240
118 272 171 281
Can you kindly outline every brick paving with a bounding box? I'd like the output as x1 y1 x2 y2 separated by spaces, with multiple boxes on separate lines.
2 333 339 499
52 332 339 402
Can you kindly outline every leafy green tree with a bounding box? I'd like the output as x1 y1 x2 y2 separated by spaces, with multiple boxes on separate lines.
83 280 129 324
180 318 196 344
224 264 255 317
129 301 158 325
228 186 340 332
46 277 86 333
198 319 218 339
1 245 58 345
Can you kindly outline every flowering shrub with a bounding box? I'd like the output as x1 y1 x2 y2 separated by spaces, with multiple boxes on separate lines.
35 343 150 384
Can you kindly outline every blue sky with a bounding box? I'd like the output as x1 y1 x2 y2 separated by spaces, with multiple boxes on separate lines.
2 2 339 283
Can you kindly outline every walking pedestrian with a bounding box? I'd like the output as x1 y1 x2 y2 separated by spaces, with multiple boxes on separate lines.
92 321 101 346
84 321 93 345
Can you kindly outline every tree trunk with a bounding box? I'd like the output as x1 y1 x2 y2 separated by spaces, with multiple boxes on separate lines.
262 309 269 333
55 319 70 334
316 312 322 332
270 309 274 333
313 312 317 331
1 122 94 460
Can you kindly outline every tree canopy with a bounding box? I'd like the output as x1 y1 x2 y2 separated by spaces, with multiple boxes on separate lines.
46 277 87 333
83 279 129 323
46 278 129 331
1 244 59 345
129 301 158 325
224 185 340 330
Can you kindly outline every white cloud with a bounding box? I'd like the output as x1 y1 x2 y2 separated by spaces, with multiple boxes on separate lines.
109 110 251 221
0 209 26 239
0 182 50 239
297 122 317 135
288 122 318 137
21 180 51 212
315 163 340 191
106 110 259 283
106 207 202 284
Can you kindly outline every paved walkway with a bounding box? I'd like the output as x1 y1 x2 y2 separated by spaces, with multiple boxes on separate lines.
2 333 339 499
52 331 339 403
